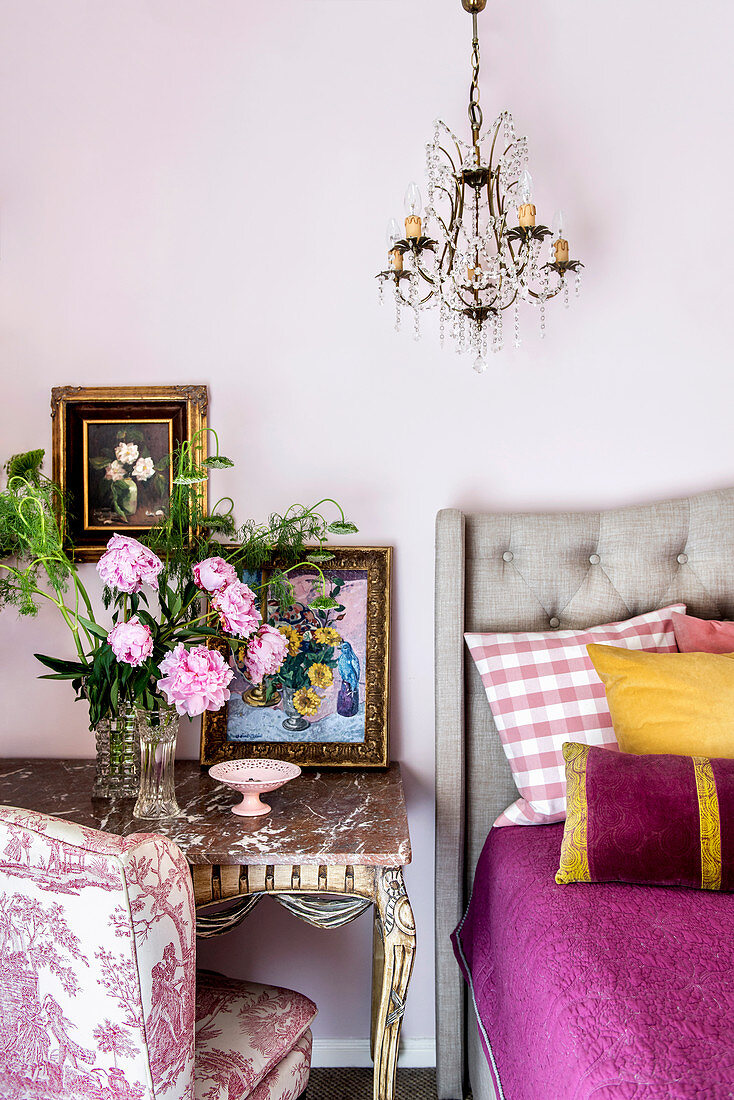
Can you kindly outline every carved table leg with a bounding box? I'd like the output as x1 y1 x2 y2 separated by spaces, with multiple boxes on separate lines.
371 867 416 1100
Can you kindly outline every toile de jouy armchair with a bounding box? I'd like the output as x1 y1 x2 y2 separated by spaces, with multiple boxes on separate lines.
0 805 316 1100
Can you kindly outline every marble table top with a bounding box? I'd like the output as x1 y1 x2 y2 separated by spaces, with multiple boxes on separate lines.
0 759 411 868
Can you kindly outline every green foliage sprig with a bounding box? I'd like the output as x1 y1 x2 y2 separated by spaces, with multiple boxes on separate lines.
0 434 358 726
145 429 355 609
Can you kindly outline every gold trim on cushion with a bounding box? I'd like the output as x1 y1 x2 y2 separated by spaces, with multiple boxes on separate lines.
556 743 591 885
692 756 722 891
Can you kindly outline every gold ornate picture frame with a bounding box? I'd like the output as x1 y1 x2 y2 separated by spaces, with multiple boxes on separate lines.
201 546 391 768
51 385 207 562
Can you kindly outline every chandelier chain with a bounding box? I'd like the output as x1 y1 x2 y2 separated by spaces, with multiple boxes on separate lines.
468 12 483 152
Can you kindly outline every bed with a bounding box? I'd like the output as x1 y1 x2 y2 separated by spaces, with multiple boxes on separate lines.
434 490 734 1100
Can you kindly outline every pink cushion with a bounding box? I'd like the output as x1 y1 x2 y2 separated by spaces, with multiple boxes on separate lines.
194 972 316 1100
672 611 734 654
465 604 684 826
248 1031 312 1100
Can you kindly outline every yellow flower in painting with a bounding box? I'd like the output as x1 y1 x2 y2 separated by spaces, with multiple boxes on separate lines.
314 627 341 646
293 687 321 717
307 663 333 689
278 624 301 656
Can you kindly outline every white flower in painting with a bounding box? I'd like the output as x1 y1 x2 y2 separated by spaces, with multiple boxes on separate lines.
132 456 155 481
115 442 139 466
104 460 126 482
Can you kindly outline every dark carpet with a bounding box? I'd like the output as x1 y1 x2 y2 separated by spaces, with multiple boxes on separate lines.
302 1067 438 1099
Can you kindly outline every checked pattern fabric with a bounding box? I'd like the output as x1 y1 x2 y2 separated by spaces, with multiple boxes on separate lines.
465 604 683 825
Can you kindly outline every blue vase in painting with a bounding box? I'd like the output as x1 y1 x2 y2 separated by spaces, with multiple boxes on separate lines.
337 641 360 718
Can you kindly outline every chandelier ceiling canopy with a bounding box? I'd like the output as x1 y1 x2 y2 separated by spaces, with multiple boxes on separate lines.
377 0 583 372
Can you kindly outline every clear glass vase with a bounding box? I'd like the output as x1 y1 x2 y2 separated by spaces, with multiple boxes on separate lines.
133 703 181 819
93 702 140 799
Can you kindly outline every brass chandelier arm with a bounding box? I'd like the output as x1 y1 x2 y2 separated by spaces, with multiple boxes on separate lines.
486 109 502 180
434 126 465 178
395 282 434 309
488 177 503 254
528 279 564 304
431 182 458 234
436 142 459 179
430 209 452 245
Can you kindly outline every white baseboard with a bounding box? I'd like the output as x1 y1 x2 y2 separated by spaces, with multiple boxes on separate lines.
310 1037 435 1069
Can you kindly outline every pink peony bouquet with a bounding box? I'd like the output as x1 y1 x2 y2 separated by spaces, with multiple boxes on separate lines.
6 436 358 732
90 538 284 719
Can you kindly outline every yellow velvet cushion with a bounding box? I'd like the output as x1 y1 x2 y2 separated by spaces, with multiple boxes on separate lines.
586 644 734 757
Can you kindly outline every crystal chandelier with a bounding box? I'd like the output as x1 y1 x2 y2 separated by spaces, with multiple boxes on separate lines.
377 0 583 372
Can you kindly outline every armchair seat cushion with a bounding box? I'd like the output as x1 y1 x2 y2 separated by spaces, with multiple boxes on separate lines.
194 971 317 1100
248 1031 312 1100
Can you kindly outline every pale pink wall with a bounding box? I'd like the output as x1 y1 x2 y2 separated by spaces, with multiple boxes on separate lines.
1 0 733 1055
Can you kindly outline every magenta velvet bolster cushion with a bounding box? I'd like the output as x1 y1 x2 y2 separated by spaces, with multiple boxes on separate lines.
673 610 734 653
452 824 734 1100
556 743 734 890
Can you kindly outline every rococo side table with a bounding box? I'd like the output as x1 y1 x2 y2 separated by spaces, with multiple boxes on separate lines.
0 759 415 1100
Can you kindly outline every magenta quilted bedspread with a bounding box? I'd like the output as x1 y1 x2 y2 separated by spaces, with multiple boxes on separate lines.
452 824 734 1100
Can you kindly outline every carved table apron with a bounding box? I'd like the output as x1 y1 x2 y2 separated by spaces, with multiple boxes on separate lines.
0 759 415 1100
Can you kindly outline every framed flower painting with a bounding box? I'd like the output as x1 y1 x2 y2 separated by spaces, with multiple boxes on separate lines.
51 385 207 561
200 546 391 768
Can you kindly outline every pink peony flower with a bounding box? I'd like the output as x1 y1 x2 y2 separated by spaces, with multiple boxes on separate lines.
97 533 164 594
107 615 154 667
243 623 288 685
193 556 238 593
157 643 234 717
211 580 261 639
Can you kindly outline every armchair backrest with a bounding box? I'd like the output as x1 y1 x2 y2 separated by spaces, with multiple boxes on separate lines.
0 805 196 1100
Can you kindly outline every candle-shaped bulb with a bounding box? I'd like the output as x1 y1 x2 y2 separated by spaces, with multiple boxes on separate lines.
404 182 423 238
552 210 565 240
552 209 569 262
386 218 400 248
404 182 422 216
518 169 533 205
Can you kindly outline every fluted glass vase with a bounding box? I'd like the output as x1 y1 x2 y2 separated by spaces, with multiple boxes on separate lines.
93 702 140 799
133 703 181 819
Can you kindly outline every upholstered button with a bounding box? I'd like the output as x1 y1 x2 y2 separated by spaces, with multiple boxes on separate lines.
502 551 514 563
677 553 688 565
589 553 600 565
549 616 560 628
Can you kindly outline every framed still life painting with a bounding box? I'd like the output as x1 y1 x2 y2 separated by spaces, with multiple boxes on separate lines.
51 385 207 561
201 546 391 768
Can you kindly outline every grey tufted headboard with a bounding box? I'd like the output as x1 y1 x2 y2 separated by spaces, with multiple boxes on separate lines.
434 488 734 1100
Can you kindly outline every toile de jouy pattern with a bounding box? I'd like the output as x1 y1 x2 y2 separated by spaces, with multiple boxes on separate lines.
247 1032 312 1100
0 806 316 1100
194 973 315 1100
0 804 196 1100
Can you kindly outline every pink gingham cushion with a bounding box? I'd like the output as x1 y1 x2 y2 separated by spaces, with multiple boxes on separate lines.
465 604 685 826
